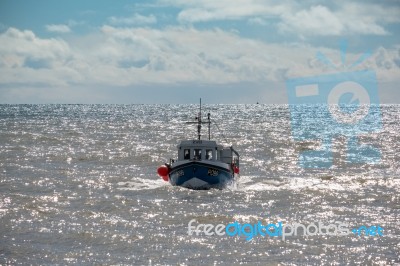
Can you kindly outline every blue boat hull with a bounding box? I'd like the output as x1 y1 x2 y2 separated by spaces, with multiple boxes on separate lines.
169 161 234 190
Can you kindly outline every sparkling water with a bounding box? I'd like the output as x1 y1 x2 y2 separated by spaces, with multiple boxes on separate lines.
0 104 399 265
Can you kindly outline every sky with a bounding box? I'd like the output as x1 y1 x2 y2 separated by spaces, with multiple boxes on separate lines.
0 0 399 104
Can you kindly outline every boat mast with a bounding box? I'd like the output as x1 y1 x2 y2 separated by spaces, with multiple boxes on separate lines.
207 112 210 140
186 98 211 140
197 98 201 140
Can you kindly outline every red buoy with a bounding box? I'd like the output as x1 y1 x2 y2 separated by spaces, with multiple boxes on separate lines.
234 165 240 174
157 165 169 181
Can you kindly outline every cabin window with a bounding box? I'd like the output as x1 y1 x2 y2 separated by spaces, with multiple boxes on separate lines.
194 149 202 160
184 149 190 160
206 149 213 160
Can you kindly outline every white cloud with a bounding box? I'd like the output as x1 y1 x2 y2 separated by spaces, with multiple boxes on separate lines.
0 27 75 86
341 2 400 25
279 5 391 37
248 17 268 26
279 6 344 36
0 26 399 103
95 25 308 84
174 0 288 23
45 24 71 33
108 13 157 25
0 28 71 62
163 0 398 37
0 26 310 89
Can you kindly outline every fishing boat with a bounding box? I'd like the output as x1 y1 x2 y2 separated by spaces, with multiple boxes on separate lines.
157 99 240 190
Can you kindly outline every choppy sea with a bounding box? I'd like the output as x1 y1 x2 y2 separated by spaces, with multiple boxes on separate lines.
0 104 399 265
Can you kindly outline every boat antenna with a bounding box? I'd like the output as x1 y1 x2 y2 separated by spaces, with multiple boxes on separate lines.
185 98 212 140
196 98 201 140
207 112 211 140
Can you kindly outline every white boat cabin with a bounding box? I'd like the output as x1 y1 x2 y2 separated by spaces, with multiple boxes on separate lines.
177 140 234 164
